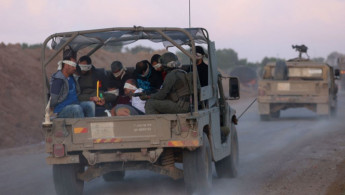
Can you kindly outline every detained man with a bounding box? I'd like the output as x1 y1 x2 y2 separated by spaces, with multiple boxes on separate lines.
50 48 95 118
111 79 146 116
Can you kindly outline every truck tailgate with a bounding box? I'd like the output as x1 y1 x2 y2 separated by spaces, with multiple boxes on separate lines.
71 116 172 147
260 80 328 96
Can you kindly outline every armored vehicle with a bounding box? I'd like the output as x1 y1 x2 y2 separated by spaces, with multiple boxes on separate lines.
258 45 338 120
41 27 240 194
336 55 345 90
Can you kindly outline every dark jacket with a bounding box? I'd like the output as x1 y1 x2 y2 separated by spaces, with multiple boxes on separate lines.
136 65 163 94
78 66 112 101
107 70 133 96
197 61 208 87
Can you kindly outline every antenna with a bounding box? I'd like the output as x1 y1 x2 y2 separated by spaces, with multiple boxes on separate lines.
189 0 191 28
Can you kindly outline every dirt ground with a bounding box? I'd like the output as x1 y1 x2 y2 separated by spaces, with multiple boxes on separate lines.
261 128 345 195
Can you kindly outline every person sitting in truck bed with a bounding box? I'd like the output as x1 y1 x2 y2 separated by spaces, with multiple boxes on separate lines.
141 52 191 114
107 61 133 96
151 54 167 80
107 61 134 108
111 79 145 116
135 60 163 94
77 55 117 116
50 48 95 118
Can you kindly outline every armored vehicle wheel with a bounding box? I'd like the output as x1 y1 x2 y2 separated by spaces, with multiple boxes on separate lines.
215 125 239 178
103 171 125 182
260 114 270 121
331 106 337 117
183 133 212 194
53 164 84 195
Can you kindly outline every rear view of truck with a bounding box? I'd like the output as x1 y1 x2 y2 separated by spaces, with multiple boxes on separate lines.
41 27 240 195
258 59 338 120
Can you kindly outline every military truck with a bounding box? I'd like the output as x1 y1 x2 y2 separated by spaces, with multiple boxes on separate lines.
336 55 345 90
258 45 339 120
41 27 240 194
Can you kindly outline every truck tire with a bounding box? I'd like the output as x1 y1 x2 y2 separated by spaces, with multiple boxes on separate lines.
103 171 125 182
260 114 270 121
183 133 212 194
215 125 239 178
270 110 280 118
331 107 337 117
53 164 84 195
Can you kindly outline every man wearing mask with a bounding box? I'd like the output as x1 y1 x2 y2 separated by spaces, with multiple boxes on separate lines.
151 54 167 80
135 60 163 94
77 55 117 115
111 79 146 116
142 52 191 114
195 46 209 87
108 61 132 96
50 48 95 118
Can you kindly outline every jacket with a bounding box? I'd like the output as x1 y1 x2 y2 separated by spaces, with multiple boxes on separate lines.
150 69 190 102
78 66 111 101
50 70 80 108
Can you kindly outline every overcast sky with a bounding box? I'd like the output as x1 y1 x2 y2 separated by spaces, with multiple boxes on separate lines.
1 0 345 62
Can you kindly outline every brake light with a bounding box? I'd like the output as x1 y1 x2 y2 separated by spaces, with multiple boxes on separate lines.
53 144 65 157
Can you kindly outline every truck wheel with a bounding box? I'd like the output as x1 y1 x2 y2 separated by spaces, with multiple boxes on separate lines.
260 114 270 121
183 133 212 194
215 125 239 178
103 171 125 182
270 110 280 118
53 164 84 195
331 106 337 117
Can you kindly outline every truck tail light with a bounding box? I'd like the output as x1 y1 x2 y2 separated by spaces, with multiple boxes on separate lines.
53 144 65 157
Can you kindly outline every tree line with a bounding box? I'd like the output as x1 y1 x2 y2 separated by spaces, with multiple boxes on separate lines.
21 43 328 72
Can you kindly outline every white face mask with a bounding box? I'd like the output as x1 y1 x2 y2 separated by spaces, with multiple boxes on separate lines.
153 63 162 70
113 68 125 78
196 53 203 60
106 89 119 96
79 64 92 71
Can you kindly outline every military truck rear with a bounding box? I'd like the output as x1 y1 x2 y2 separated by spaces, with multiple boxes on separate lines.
337 55 345 90
258 46 338 120
41 27 240 194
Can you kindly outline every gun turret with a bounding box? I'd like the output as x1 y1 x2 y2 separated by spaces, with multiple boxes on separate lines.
292 44 309 59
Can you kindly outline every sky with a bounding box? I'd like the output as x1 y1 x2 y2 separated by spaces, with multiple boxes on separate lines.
1 0 345 62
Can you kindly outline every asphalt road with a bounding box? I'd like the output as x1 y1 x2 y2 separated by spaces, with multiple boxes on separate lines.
0 91 344 195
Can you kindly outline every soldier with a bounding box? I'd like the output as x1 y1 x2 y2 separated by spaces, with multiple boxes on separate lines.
142 52 191 114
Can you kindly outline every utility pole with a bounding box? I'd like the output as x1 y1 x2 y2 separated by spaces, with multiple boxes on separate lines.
189 0 191 28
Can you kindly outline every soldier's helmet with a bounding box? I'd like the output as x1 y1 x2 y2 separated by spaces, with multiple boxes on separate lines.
159 52 181 68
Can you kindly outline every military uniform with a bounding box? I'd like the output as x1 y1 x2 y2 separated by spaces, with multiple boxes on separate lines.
145 69 191 114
